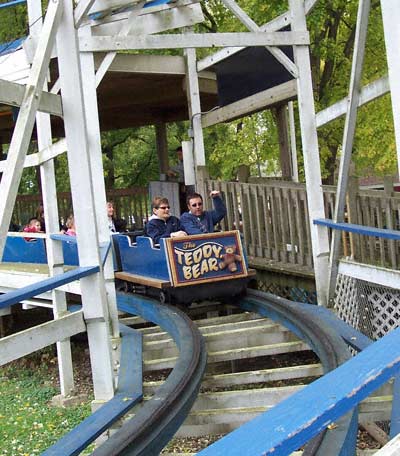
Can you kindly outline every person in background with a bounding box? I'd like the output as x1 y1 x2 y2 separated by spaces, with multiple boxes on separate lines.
180 191 226 235
23 217 42 241
36 204 45 232
145 196 187 244
65 215 76 236
107 201 127 233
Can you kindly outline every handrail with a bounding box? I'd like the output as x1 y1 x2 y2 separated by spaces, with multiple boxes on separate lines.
313 218 400 240
0 265 99 309
199 291 400 456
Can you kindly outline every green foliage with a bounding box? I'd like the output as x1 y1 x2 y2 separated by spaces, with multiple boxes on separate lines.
0 363 91 455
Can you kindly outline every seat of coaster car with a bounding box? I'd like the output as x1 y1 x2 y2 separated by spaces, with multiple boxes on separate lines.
111 230 145 271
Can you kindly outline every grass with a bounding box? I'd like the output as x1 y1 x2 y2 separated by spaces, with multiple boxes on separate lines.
0 352 92 456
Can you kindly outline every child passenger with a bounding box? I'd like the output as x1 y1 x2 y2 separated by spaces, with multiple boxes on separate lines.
145 196 187 244
23 218 42 241
65 215 76 236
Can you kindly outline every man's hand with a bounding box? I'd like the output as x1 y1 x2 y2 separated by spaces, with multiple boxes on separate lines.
171 230 188 238
210 190 220 198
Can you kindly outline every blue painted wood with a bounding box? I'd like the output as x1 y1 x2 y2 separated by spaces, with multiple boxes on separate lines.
0 0 26 9
2 236 47 264
144 0 172 8
114 235 170 281
313 218 400 240
390 373 400 438
0 266 99 310
42 324 143 456
198 326 400 456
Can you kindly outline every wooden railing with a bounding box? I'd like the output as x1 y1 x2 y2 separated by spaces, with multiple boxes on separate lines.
13 187 149 230
205 179 400 273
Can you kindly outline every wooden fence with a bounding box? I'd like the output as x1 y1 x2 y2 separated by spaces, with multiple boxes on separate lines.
13 187 150 230
204 179 400 273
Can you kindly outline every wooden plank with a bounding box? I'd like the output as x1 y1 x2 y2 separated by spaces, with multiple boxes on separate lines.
80 32 310 52
197 327 400 456
0 266 99 310
0 311 86 365
0 78 63 116
202 80 297 128
115 271 171 289
374 433 400 455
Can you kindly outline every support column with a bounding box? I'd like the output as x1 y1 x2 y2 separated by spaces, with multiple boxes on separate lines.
288 102 299 182
155 122 169 176
275 105 292 179
184 44 206 190
381 0 400 178
327 0 370 303
289 0 330 307
56 0 114 401
28 0 74 397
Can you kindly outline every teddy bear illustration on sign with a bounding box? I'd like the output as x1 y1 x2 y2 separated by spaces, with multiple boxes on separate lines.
219 245 242 272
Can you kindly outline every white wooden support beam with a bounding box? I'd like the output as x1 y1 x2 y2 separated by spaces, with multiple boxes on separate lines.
0 0 62 263
327 0 370 304
201 80 297 128
185 45 205 172
56 0 114 401
91 3 204 38
74 0 97 27
381 0 400 179
0 311 86 366
288 101 299 182
28 0 74 398
220 0 298 78
289 0 330 307
197 0 319 71
79 24 120 340
79 32 310 52
374 433 400 456
86 0 148 16
95 1 145 87
316 76 389 127
0 79 62 116
0 138 67 172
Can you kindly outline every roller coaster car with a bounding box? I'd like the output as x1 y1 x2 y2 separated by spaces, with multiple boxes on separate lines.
113 230 256 304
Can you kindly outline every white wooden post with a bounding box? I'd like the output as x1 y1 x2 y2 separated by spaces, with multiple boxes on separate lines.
289 0 330 307
327 0 370 302
185 43 206 188
56 0 114 401
288 101 299 182
381 0 400 179
27 0 74 397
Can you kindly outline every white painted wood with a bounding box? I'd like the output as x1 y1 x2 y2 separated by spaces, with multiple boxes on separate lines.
95 54 186 75
91 3 204 38
182 140 195 186
201 80 297 128
316 76 389 127
289 0 330 307
0 48 30 84
374 433 400 456
79 32 310 52
0 78 63 116
79 24 120 340
0 311 86 366
381 0 400 180
220 0 298 78
56 0 114 401
94 1 145 87
0 0 62 263
288 101 299 182
28 0 74 397
327 0 370 303
74 0 97 27
87 0 149 16
338 259 400 289
185 46 206 171
197 0 319 72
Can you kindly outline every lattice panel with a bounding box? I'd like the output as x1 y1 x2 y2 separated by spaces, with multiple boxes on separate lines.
257 280 317 305
334 273 400 340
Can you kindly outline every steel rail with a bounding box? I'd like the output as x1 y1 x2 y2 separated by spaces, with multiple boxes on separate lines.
92 292 207 456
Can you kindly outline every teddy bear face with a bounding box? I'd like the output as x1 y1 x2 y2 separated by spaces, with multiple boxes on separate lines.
224 245 236 254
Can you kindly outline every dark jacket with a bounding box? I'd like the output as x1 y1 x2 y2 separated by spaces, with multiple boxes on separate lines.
145 215 182 244
180 196 226 235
